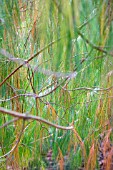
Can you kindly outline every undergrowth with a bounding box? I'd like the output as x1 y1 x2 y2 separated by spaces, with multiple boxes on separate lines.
0 0 113 169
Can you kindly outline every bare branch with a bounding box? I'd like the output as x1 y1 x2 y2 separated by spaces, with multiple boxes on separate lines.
0 37 77 87
0 120 25 159
0 48 77 79
0 118 19 129
77 30 113 56
53 0 113 57
0 107 74 130
0 78 67 102
62 86 113 92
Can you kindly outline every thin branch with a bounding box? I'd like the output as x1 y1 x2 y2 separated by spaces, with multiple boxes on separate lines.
0 38 60 87
1 88 113 104
78 9 97 30
38 78 67 98
0 48 77 80
0 118 19 129
53 0 113 57
0 79 66 102
30 134 53 144
0 36 77 87
62 86 113 92
77 30 113 56
0 107 74 130
0 120 25 159
0 93 36 102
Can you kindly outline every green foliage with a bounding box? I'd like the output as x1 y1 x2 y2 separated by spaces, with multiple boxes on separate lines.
0 0 113 169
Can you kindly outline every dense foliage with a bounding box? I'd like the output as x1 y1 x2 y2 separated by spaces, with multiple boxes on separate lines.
0 0 113 169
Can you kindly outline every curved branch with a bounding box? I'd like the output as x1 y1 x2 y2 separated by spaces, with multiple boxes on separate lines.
0 120 25 159
0 107 74 130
